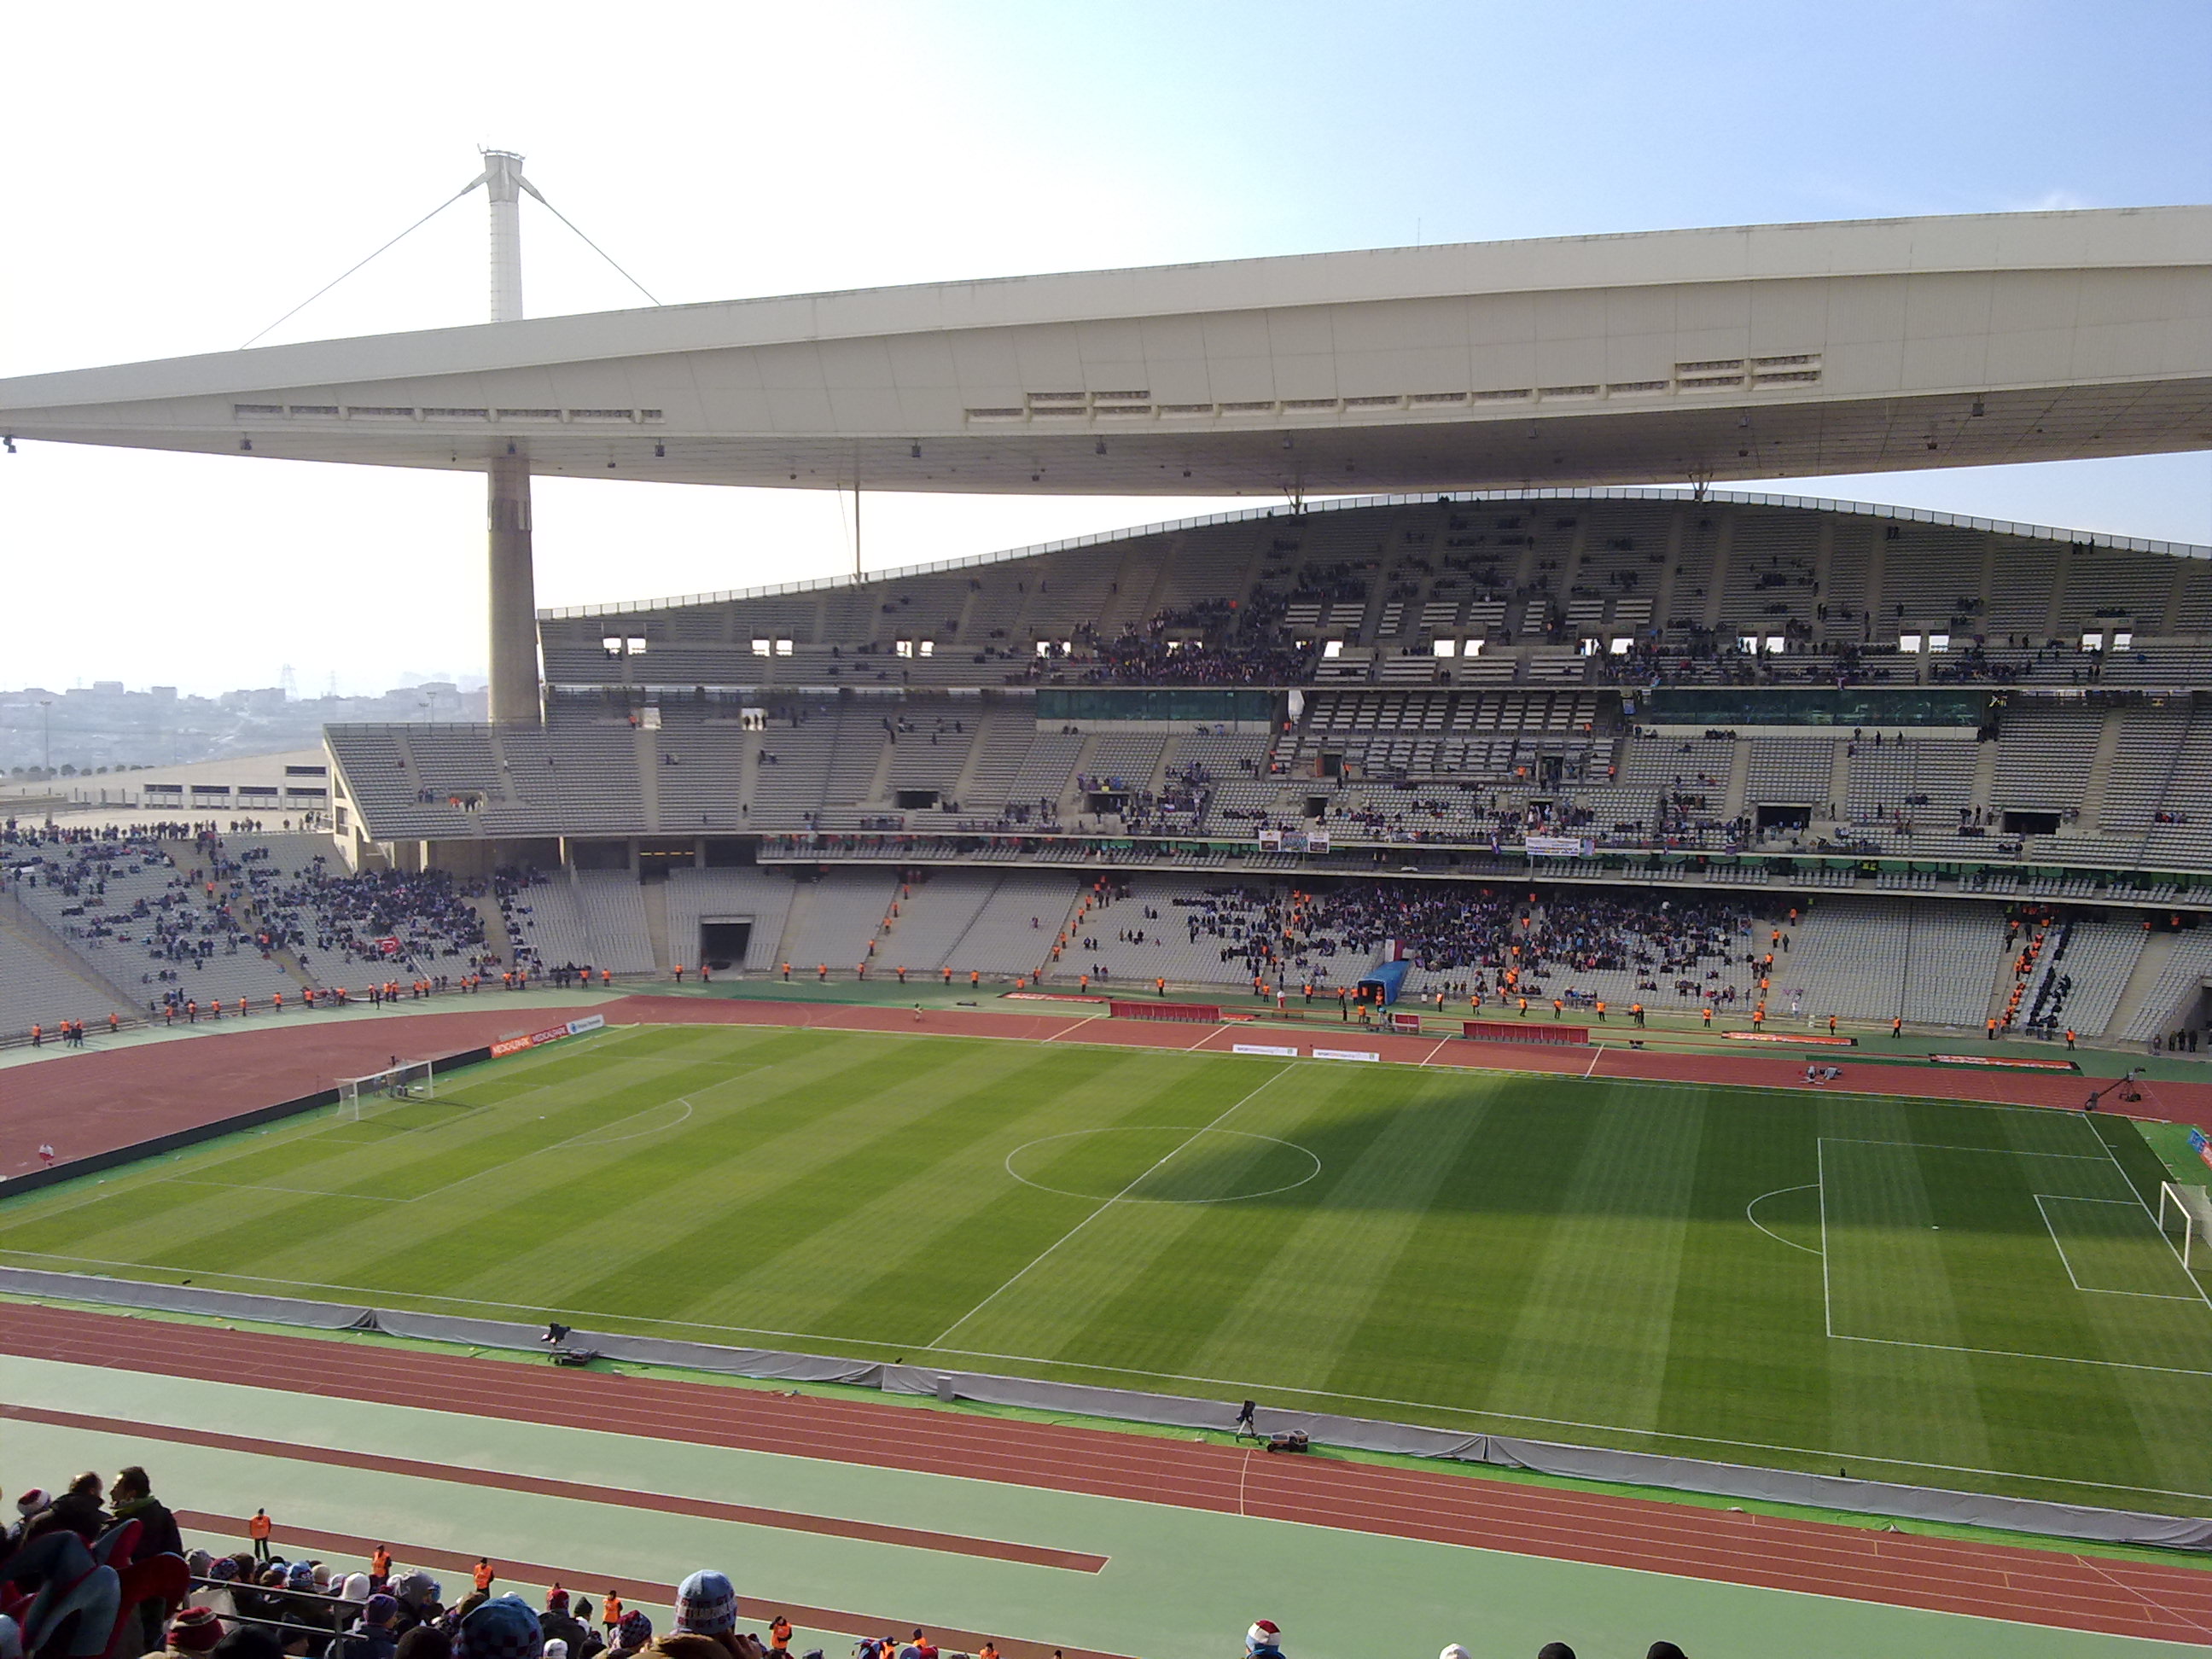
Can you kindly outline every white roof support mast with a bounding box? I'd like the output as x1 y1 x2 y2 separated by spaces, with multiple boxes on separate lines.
482 149 531 325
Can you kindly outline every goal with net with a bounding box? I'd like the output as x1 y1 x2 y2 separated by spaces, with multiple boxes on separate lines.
2157 1181 2212 1270
335 1059 436 1121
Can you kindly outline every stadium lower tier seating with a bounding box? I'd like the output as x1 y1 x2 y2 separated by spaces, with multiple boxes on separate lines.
6 822 2209 1051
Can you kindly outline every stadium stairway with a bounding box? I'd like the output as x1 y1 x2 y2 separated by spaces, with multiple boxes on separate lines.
1720 738 1750 820
266 939 320 992
862 730 899 806
172 839 318 998
1065 731 1104 814
467 891 513 969
1824 739 1851 819
935 870 1012 967
1982 946 2022 1029
2076 712 2126 829
633 724 664 834
2110 928 2183 1042
643 878 673 972
0 897 131 1016
1969 737 2000 818
771 876 821 971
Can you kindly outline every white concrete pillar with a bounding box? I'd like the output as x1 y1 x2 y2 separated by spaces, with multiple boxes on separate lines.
481 150 538 723
486 450 540 724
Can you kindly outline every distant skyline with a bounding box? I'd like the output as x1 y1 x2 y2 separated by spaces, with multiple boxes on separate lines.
3 0 2207 697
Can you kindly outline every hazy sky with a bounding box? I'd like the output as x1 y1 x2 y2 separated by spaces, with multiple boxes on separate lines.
3 0 2207 696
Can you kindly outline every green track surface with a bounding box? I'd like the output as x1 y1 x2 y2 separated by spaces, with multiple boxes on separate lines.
5 1022 2210 1512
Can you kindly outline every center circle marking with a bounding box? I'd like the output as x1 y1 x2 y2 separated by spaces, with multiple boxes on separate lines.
1004 1126 1324 1204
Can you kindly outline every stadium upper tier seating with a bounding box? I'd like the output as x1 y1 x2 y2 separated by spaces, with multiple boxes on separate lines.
320 492 2212 888
528 490 2212 688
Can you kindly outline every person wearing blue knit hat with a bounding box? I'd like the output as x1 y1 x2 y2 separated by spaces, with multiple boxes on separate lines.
455 1596 544 1659
673 1573 736 1638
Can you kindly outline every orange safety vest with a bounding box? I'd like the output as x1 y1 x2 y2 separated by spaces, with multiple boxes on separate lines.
473 1562 494 1592
248 1514 271 1541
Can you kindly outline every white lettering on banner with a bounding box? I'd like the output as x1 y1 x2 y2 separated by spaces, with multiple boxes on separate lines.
1232 1043 1300 1057
1523 835 1596 859
492 1014 607 1060
1313 1048 1380 1062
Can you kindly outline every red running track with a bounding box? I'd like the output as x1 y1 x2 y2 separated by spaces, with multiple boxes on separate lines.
0 1002 600 1179
2 1302 2208 1647
7 992 2212 1184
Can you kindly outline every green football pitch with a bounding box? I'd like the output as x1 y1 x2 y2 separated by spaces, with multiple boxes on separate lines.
5 1022 2211 1513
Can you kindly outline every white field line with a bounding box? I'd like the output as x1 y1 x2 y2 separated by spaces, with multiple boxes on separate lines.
2087 1118 2212 1311
1820 1137 2108 1161
550 1098 695 1150
1828 1330 2212 1380
1823 1138 2212 1372
2034 1194 2202 1301
926 1064 1291 1348
1819 1139 1832 1338
9 1239 2212 1506
166 1179 409 1204
1745 1185 1822 1255
1583 1043 1603 1080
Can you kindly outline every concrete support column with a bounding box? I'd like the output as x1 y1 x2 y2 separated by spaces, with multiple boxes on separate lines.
482 149 538 725
487 451 540 724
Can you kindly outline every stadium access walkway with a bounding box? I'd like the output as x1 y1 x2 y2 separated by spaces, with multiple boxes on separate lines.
0 1302 2204 1658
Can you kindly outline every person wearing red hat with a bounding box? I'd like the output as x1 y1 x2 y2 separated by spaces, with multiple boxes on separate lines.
1245 1622 1284 1659
165 1607 224 1657
8 1489 51 1551
539 1586 590 1656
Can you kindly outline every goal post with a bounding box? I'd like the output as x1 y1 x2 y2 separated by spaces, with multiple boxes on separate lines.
2157 1182 2212 1270
335 1059 436 1122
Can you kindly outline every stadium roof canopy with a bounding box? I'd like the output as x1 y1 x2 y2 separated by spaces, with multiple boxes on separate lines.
3 207 2208 497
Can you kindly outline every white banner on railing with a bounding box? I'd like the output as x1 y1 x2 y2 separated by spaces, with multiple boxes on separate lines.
1523 835 1595 858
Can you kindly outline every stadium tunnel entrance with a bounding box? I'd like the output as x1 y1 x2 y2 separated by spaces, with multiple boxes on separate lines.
698 919 753 972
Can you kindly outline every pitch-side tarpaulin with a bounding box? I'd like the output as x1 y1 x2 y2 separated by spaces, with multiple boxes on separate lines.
879 1364 1482 1456
366 1307 881 1384
0 1266 372 1330
1475 1437 2212 1551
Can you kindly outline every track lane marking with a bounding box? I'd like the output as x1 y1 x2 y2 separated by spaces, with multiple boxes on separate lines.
0 1401 1103 1571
